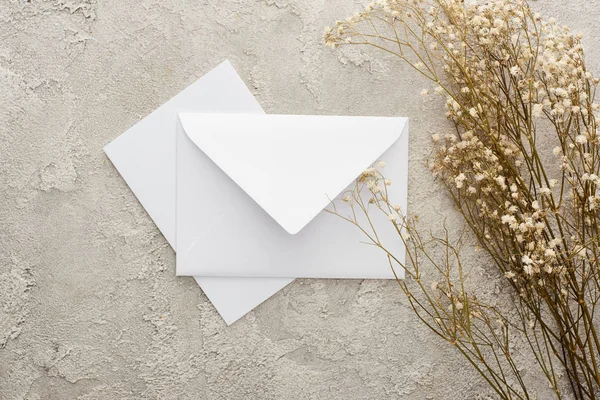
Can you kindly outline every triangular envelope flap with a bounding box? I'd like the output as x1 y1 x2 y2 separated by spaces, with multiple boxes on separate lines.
179 113 406 234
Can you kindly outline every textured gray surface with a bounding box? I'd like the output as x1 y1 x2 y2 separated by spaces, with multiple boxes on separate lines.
0 0 598 399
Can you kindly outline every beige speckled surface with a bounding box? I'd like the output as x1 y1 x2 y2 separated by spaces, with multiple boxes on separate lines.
1 1 597 398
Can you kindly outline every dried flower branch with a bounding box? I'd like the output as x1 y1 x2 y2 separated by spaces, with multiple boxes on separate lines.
326 0 600 398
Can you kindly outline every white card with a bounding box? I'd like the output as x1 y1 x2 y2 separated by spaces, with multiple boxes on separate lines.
175 113 409 279
104 61 293 325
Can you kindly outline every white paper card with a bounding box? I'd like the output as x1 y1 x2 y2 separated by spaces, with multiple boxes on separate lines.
176 113 409 279
104 61 293 325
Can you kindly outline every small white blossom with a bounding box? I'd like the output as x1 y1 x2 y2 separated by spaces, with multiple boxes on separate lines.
576 135 588 144
549 238 562 248
495 175 507 189
555 88 568 97
455 173 467 188
363 167 376 176
502 214 516 225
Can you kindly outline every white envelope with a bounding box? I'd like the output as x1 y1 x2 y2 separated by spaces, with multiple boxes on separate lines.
176 113 409 279
104 61 293 325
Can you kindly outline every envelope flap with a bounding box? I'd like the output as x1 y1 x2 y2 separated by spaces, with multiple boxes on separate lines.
178 113 406 234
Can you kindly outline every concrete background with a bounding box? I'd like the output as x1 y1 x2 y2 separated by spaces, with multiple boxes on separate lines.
1 0 598 398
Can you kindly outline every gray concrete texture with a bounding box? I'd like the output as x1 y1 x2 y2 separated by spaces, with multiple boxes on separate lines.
0 0 597 398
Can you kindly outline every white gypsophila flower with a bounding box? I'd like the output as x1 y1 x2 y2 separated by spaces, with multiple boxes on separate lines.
469 107 478 117
388 213 399 222
553 146 562 156
532 103 544 117
384 179 392 186
516 235 524 243
432 133 440 142
455 173 467 188
502 214 516 225
549 179 559 188
576 135 588 144
377 160 386 168
363 167 376 176
393 204 401 212
496 175 507 189
555 88 568 97
523 264 535 276
421 89 429 96
510 66 520 76
532 200 540 210
549 238 562 248
505 271 516 279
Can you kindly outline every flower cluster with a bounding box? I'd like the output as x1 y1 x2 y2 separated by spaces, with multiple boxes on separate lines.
326 1 600 398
